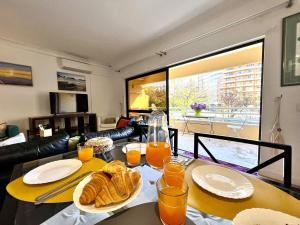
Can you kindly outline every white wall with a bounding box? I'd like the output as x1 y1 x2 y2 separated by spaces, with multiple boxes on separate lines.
89 64 124 117
0 39 123 134
120 1 300 186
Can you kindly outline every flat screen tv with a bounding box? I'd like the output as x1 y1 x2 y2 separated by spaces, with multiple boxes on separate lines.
49 92 88 114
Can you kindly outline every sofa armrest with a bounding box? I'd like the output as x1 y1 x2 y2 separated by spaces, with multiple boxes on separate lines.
0 132 69 168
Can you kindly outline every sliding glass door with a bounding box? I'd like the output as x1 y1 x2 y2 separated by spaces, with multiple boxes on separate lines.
126 69 168 121
168 41 264 168
125 40 264 169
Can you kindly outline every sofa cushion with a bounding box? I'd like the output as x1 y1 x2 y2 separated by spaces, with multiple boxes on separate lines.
0 123 6 138
0 133 25 147
103 117 116 124
36 133 70 158
116 117 130 129
69 136 80 151
6 125 19 138
86 126 135 141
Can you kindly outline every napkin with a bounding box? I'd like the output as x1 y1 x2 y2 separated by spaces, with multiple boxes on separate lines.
41 165 231 225
187 207 231 225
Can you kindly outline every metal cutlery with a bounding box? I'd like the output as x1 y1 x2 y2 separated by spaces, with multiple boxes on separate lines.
176 155 195 167
35 181 80 205
35 170 92 204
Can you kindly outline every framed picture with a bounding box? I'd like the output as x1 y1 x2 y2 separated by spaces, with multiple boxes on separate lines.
0 62 33 86
282 12 300 86
57 72 86 92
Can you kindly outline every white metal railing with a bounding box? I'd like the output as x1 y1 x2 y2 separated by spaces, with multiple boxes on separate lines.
169 106 260 125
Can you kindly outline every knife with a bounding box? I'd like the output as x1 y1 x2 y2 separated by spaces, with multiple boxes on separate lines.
35 181 80 205
35 171 93 202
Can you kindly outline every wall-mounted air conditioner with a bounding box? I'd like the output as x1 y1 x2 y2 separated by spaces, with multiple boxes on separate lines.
57 57 92 74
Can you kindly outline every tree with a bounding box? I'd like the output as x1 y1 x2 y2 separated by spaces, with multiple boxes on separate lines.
221 92 241 108
220 91 243 118
241 96 258 107
144 87 166 109
169 80 208 115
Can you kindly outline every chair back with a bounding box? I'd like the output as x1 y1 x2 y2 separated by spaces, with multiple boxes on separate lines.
193 132 292 188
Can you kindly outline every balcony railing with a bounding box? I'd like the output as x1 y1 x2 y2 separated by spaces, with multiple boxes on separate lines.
169 106 260 125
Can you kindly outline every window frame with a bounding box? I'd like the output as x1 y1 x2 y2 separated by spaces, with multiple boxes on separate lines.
125 39 264 151
125 68 169 122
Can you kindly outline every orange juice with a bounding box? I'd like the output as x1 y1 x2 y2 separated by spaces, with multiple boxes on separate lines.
126 150 141 166
78 147 93 161
146 142 171 169
164 162 185 187
158 186 187 225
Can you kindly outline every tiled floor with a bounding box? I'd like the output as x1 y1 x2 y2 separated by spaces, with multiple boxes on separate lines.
178 133 258 169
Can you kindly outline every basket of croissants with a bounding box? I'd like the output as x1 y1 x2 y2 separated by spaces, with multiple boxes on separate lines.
74 160 141 211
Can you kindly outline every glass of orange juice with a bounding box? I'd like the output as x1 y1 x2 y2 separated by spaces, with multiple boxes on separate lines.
163 156 185 187
126 143 141 166
77 144 94 162
157 176 188 225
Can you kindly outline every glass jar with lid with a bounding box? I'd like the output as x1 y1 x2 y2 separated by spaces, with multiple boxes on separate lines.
146 110 171 169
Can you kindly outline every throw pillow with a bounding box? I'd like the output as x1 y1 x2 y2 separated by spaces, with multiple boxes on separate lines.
116 116 130 129
0 122 7 138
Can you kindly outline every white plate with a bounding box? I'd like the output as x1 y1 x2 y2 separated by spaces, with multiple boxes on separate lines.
233 208 300 225
122 143 147 155
23 159 82 184
192 164 254 199
73 172 143 213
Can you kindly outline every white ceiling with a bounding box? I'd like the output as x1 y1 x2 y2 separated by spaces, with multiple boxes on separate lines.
0 0 225 67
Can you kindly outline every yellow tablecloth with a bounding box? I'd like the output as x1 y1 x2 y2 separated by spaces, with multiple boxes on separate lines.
186 160 300 220
6 157 106 203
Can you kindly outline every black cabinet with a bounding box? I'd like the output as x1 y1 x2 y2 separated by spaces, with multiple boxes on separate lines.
28 113 97 137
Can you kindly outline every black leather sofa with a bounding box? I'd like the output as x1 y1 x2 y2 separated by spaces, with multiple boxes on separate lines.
85 125 136 140
0 125 138 209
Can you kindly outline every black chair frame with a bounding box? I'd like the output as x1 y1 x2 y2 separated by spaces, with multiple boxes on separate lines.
193 132 292 188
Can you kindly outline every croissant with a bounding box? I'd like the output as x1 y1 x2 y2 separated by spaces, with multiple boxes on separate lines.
95 170 141 208
102 160 127 174
95 180 125 207
79 172 110 205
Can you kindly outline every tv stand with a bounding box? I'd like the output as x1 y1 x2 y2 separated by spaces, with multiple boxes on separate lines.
28 113 97 137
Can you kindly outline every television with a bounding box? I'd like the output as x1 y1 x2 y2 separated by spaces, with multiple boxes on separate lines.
49 92 88 114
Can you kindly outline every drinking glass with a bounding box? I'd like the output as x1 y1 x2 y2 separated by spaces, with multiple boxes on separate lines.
146 110 171 169
77 143 93 162
157 176 189 225
163 156 185 187
126 143 141 166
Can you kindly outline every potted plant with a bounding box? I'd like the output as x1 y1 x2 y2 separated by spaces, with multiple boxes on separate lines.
190 103 207 116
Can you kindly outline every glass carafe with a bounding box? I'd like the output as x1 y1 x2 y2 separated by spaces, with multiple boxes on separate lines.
146 110 171 169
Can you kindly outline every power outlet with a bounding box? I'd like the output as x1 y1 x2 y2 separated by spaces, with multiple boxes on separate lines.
297 103 300 112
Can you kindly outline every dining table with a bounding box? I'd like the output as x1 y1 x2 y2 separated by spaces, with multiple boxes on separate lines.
0 140 299 225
